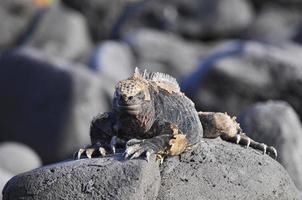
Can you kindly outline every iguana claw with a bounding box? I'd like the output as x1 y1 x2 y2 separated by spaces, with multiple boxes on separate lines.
75 144 111 159
124 139 155 161
260 143 267 154
267 146 277 159
76 148 85 159
110 136 117 154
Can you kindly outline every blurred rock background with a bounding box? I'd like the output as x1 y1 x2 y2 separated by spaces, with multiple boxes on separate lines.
1 0 302 196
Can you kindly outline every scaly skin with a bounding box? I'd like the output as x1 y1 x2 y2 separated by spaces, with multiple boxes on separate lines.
76 69 277 161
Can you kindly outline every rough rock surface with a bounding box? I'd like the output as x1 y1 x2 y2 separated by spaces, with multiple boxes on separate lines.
239 101 302 190
0 142 41 174
0 48 110 163
182 41 302 119
158 138 299 200
2 155 160 200
3 139 299 200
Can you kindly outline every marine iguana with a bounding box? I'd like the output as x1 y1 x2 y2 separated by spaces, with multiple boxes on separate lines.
76 68 277 161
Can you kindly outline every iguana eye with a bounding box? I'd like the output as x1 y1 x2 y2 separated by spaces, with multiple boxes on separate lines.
137 91 144 98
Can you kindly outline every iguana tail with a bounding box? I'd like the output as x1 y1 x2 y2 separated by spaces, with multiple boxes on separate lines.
220 132 277 159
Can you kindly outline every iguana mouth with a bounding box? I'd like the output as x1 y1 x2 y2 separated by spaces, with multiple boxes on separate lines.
117 104 141 115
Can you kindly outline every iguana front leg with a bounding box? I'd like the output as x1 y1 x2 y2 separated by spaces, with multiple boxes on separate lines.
76 112 125 159
124 122 188 161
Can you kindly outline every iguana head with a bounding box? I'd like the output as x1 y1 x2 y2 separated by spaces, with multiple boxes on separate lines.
113 69 152 116
113 69 156 132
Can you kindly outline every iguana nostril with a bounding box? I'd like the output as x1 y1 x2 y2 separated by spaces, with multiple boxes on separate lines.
121 94 127 101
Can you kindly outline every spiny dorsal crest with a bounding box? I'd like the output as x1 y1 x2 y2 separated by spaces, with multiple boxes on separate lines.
134 67 180 93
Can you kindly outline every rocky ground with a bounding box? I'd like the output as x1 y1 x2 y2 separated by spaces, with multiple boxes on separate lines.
3 139 299 200
1 0 302 199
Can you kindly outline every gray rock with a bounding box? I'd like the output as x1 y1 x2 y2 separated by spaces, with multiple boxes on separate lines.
125 28 206 78
0 0 37 50
172 0 254 39
61 0 126 40
0 142 41 174
0 48 110 163
245 5 302 43
2 155 161 200
182 40 302 118
239 101 302 190
158 138 299 200
119 0 253 40
251 0 302 9
2 139 299 199
0 168 13 200
25 4 92 61
90 41 134 83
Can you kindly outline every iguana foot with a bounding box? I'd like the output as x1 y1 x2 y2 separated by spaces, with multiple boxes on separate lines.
75 136 118 159
75 145 107 159
124 139 155 162
222 133 277 159
237 134 277 159
251 142 277 159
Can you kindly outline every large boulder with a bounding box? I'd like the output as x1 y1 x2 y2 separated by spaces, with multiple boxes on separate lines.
181 40 302 119
239 101 302 190
2 155 161 200
0 48 111 164
2 139 299 199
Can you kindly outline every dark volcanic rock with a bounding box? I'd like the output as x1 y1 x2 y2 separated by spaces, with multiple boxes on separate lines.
239 101 302 190
158 138 299 200
2 155 161 200
0 48 110 164
182 41 302 119
2 139 299 199
0 142 41 174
